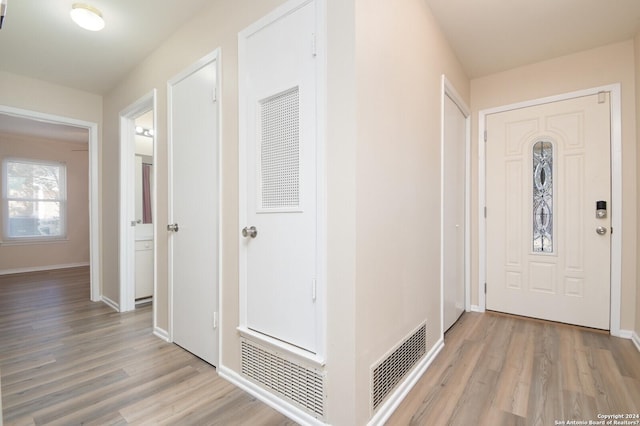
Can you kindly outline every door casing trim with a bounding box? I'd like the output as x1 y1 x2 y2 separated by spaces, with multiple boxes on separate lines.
478 83 622 336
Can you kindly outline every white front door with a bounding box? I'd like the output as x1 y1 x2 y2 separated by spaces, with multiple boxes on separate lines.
486 93 611 330
168 53 219 365
442 93 466 332
239 0 320 354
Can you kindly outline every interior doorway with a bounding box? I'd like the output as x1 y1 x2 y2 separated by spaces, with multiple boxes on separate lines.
0 105 100 301
119 91 157 316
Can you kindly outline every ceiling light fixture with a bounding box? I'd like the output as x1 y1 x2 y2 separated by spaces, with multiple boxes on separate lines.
70 3 105 32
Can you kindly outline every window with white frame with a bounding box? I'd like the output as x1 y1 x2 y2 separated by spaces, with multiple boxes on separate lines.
2 158 67 241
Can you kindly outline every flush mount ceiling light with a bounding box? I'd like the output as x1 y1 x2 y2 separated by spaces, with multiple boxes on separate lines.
70 3 105 31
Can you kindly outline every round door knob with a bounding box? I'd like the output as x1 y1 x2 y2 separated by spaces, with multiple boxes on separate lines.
596 226 607 235
242 226 257 238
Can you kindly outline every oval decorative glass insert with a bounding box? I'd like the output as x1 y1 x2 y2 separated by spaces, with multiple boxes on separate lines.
533 141 553 253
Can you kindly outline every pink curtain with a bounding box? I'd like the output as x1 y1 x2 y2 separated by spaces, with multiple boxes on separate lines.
142 163 152 223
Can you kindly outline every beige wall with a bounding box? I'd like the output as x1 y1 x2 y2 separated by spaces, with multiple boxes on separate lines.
352 0 468 422
470 40 638 331
101 0 288 314
0 134 90 272
102 0 468 422
0 71 103 123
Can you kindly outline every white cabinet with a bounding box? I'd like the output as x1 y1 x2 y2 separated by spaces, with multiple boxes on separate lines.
135 239 153 299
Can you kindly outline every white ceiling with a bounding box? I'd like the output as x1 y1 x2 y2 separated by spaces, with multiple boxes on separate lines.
1 0 640 141
425 0 640 78
0 0 209 142
0 0 211 95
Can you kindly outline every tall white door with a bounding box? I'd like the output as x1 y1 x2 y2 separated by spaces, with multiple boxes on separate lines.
239 0 320 354
442 93 466 332
168 55 219 365
486 93 611 330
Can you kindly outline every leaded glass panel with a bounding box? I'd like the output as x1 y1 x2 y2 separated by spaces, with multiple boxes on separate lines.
533 141 553 253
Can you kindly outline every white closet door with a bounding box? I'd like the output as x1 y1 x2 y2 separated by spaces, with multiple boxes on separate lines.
169 56 219 366
443 93 466 332
239 0 319 354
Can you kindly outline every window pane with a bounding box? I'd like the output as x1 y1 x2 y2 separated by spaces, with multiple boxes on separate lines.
533 141 553 253
7 200 62 238
7 161 61 200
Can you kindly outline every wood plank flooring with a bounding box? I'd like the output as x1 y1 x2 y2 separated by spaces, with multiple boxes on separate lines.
387 311 640 426
2 267 639 425
0 267 294 425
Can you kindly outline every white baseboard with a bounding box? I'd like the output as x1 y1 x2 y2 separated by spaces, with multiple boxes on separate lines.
101 296 119 312
153 327 170 342
617 329 634 339
367 338 445 426
0 262 90 276
470 304 484 313
632 332 640 353
218 366 326 426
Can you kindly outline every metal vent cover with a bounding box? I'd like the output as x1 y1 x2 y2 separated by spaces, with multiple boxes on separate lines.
259 86 300 210
241 339 325 419
371 323 427 411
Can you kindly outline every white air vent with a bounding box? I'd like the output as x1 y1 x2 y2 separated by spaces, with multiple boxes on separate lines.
259 86 300 210
371 323 427 411
241 339 325 419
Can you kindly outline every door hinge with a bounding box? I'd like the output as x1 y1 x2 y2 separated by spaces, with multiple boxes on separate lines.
311 33 317 57
213 312 218 329
484 283 487 294
598 91 606 104
312 279 317 301
484 206 487 218
212 87 217 103
484 130 487 143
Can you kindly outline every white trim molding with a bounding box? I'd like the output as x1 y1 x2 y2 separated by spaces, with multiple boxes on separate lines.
0 262 89 276
219 366 327 426
101 295 119 312
632 332 640 353
153 327 170 342
367 338 445 426
478 84 623 337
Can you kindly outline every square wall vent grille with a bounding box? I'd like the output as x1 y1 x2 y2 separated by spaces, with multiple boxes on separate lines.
241 339 325 419
371 323 427 411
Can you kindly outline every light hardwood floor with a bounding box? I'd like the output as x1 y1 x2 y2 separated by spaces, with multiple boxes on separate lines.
0 267 294 425
387 310 640 426
2 267 639 425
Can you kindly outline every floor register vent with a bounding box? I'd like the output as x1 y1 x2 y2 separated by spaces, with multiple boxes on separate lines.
241 338 325 419
371 322 427 411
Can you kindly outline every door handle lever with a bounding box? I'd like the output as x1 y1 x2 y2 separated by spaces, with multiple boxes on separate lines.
167 223 179 232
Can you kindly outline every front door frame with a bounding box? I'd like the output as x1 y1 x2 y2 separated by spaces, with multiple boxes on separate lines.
478 83 622 336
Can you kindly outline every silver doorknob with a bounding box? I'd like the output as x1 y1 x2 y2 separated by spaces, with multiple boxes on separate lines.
242 226 257 238
596 226 607 235
167 223 179 232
